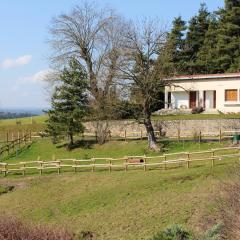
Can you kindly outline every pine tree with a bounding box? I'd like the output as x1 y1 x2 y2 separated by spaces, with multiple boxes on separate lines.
196 15 220 73
184 3 210 73
46 59 89 148
164 16 187 73
216 0 240 71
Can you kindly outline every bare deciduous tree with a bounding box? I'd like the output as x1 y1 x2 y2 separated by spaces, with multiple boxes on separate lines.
48 1 129 144
117 19 173 151
48 1 126 105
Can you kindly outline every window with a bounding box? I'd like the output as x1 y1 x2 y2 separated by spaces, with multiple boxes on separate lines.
225 89 238 102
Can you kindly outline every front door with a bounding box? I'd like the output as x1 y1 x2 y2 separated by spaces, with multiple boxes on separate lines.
189 91 197 109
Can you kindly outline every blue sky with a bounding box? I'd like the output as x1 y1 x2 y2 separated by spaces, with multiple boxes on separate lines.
0 0 224 109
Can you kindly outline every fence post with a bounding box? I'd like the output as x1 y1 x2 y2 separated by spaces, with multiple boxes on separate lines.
141 130 143 140
92 158 95 172
124 130 127 142
124 157 128 172
22 163 26 176
73 160 77 173
109 159 112 173
219 129 222 142
164 155 167 170
186 152 190 169
212 150 215 167
178 129 180 142
6 132 9 143
199 131 202 143
144 155 147 171
3 163 7 177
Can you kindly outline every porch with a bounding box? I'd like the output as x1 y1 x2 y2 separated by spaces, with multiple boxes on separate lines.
165 90 216 110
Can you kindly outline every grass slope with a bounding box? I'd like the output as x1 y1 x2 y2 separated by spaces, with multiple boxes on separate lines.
6 138 229 163
0 139 235 239
0 163 233 239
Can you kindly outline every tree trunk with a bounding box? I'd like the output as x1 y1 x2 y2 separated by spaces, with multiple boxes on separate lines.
69 133 74 148
144 116 160 151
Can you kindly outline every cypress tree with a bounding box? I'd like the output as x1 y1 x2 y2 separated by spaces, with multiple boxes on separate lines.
46 59 89 148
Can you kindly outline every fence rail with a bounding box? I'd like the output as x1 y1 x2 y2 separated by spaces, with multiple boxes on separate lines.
82 129 240 142
0 133 32 159
1 146 240 177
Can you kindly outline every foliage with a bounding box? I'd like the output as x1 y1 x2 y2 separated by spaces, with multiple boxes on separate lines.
0 215 73 240
166 0 240 74
149 225 191 240
191 107 204 114
46 59 89 148
201 224 223 240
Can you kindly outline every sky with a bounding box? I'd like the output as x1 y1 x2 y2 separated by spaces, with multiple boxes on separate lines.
0 0 224 110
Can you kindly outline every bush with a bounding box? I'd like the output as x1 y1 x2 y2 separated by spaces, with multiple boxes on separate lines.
201 224 223 240
0 216 73 240
191 107 204 114
149 224 191 240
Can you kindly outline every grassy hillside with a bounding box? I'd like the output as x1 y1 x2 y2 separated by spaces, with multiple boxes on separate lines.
0 138 235 239
0 115 47 133
0 161 233 240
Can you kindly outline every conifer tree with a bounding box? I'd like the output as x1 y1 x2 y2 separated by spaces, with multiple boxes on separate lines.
196 15 220 73
184 3 210 73
163 16 187 73
216 0 240 71
46 59 89 148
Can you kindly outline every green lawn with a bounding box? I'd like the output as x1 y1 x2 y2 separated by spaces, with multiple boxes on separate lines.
152 113 240 120
5 138 229 163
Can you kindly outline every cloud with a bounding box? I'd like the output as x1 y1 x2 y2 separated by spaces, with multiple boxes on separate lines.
17 69 55 85
1 55 32 69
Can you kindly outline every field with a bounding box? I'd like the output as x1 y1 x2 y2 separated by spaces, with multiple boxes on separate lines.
0 114 239 239
0 115 47 133
0 135 238 239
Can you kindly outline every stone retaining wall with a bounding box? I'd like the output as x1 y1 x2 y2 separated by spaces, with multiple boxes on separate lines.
84 119 240 138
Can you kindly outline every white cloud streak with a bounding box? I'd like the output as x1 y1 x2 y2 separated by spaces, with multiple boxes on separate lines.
17 69 54 85
1 55 32 69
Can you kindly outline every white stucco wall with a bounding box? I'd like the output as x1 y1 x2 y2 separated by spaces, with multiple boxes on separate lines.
165 77 240 113
172 92 189 108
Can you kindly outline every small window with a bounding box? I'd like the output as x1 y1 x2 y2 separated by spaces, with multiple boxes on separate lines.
225 89 238 102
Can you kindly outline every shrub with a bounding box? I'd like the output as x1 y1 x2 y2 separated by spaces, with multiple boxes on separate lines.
149 224 191 240
0 216 73 240
191 107 204 114
201 224 223 240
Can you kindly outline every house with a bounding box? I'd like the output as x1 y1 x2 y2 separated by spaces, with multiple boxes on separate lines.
165 73 240 113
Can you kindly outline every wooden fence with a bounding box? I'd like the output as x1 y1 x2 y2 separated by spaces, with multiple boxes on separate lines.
80 129 240 143
1 146 240 177
0 132 32 159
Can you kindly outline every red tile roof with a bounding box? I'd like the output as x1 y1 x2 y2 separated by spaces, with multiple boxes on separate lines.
170 72 240 81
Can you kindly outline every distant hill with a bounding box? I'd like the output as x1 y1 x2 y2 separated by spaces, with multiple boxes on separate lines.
0 108 46 116
0 111 37 120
